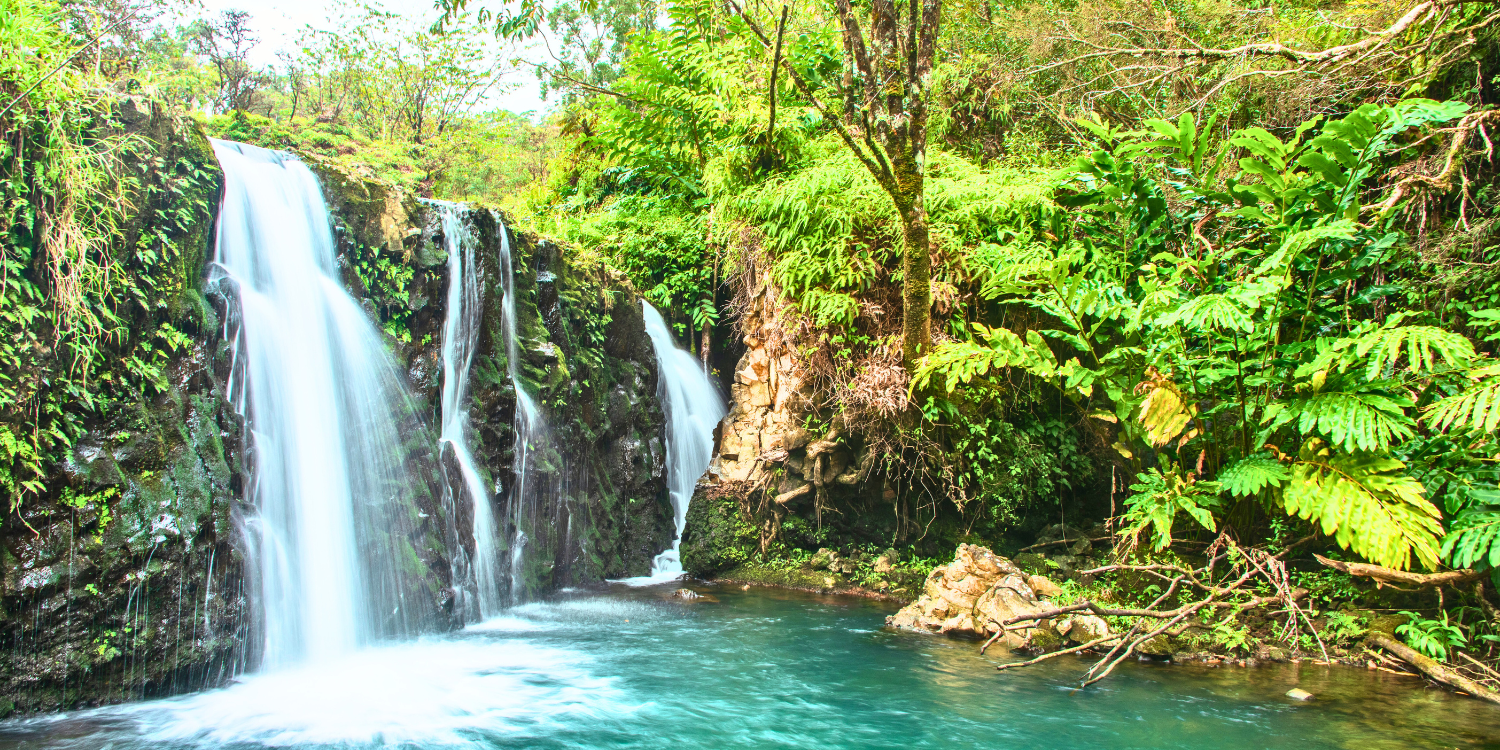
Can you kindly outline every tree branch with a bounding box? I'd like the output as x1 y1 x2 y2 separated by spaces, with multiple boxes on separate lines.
1315 554 1485 588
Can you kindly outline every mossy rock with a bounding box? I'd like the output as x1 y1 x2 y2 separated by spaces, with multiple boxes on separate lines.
680 485 758 577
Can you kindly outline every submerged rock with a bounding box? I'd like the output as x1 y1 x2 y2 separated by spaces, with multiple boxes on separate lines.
886 544 1109 653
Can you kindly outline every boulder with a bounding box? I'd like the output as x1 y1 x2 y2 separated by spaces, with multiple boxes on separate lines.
1065 614 1110 644
1027 574 1063 598
887 544 1105 652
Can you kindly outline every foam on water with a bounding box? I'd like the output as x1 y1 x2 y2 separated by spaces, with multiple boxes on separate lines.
136 638 621 747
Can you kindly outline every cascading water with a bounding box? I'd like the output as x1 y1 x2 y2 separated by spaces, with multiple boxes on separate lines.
431 202 502 619
210 140 429 667
639 301 727 580
495 220 549 603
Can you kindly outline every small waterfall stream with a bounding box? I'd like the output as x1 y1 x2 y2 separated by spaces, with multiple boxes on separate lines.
432 202 502 619
495 221 550 603
210 140 428 667
640 302 726 579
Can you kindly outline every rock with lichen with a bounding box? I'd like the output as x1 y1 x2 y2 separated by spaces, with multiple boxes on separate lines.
886 543 1109 653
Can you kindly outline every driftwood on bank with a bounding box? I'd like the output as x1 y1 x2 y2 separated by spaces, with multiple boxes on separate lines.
1314 554 1484 588
990 535 1324 687
1367 631 1500 706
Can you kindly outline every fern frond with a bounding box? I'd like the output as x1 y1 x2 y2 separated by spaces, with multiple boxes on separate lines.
1442 509 1500 569
1282 441 1443 570
1355 325 1474 380
1137 380 1196 446
1425 378 1500 433
1217 455 1290 498
1159 293 1253 332
912 325 1028 393
1263 391 1414 452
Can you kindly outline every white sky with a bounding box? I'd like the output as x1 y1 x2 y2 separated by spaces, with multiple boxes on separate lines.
192 0 550 117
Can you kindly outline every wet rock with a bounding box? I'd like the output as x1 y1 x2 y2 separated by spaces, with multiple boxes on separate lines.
670 588 701 599
1285 688 1314 701
1037 523 1088 545
1136 634 1173 656
1047 554 1079 578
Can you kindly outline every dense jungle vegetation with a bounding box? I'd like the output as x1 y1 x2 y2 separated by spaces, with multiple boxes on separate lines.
7 0 1500 686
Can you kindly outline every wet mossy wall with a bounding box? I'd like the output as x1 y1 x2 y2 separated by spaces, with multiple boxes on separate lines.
0 100 250 716
0 112 676 716
305 157 675 605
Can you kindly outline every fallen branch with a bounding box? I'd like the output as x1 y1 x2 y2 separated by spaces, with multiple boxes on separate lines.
992 633 1121 664
1456 651 1500 686
1368 631 1500 705
1018 536 1112 553
1315 554 1484 588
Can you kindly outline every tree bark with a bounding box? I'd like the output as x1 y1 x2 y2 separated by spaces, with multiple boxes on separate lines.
899 206 932 366
730 0 939 370
700 320 711 372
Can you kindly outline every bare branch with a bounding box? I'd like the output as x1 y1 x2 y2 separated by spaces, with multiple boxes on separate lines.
1315 553 1487 588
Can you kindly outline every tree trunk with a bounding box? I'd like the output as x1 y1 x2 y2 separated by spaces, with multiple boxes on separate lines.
700 320 711 373
899 205 932 367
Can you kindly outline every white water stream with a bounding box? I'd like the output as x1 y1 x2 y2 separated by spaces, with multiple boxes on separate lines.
495 220 549 602
210 140 426 667
432 203 502 618
637 301 726 581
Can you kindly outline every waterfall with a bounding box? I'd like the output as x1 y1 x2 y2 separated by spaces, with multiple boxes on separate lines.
210 140 429 667
640 301 726 579
496 220 549 603
432 202 502 619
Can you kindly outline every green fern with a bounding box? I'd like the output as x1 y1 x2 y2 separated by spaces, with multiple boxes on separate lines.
1263 390 1414 452
1217 455 1290 498
1355 324 1474 380
1425 364 1500 433
1122 463 1221 552
1158 293 1253 332
911 323 1052 393
1442 503 1500 569
1281 439 1444 571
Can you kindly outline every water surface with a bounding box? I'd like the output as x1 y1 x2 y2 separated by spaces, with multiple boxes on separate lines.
2 585 1496 749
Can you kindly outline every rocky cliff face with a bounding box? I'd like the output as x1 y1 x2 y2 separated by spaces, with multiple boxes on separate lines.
0 114 674 716
0 99 250 715
681 271 886 579
367 201 674 603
